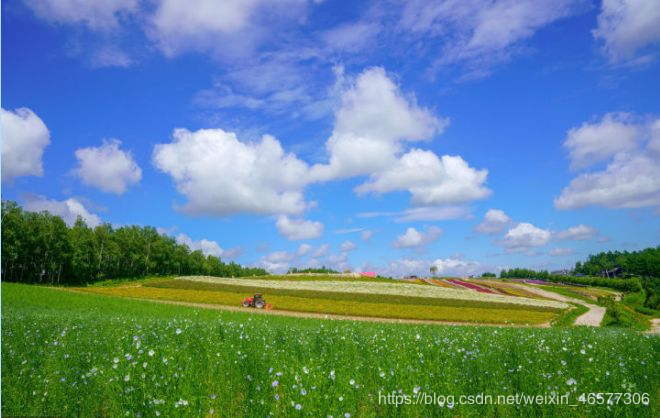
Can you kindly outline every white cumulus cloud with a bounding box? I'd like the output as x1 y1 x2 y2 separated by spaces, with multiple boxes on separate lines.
556 115 660 210
23 195 101 228
1 107 50 183
593 0 660 63
149 0 307 57
276 215 324 240
310 66 446 182
355 150 490 206
376 257 486 278
153 128 311 216
564 113 640 170
175 233 240 259
499 222 551 253
74 139 142 194
154 67 489 222
393 226 442 249
555 224 598 241
431 258 484 277
475 209 511 234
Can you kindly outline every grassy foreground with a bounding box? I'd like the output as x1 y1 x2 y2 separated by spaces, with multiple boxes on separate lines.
2 283 659 417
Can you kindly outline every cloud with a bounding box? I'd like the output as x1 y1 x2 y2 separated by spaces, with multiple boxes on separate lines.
355 150 490 206
321 21 381 53
335 227 365 234
310 66 446 182
378 258 430 277
153 128 311 216
377 257 486 278
89 45 135 68
499 222 551 253
296 243 313 256
313 243 330 258
431 257 483 276
393 226 442 248
22 195 101 227
23 0 138 31
549 247 575 256
149 0 307 57
276 215 324 240
340 240 357 252
556 153 660 209
74 139 142 194
259 241 323 273
195 52 327 118
175 233 241 259
396 206 472 222
556 115 660 210
361 230 374 242
593 0 660 63
259 250 296 273
400 0 586 78
156 67 488 221
475 209 512 234
563 113 640 170
1 107 50 183
358 206 471 222
262 250 297 264
555 224 598 240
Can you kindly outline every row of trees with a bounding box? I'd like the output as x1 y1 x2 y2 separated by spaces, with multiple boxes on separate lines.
1 201 267 285
287 267 339 274
574 247 660 278
499 268 552 279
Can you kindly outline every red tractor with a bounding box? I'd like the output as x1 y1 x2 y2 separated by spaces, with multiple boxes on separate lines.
242 293 266 309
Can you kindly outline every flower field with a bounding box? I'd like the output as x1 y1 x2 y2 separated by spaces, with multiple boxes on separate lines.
3 283 658 417
177 276 568 309
81 283 560 325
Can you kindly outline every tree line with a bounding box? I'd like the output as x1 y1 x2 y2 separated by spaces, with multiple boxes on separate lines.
498 247 660 310
287 267 339 274
1 200 267 285
498 268 644 292
574 247 660 278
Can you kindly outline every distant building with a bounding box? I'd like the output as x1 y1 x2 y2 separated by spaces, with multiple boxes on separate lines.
599 267 623 278
551 269 570 276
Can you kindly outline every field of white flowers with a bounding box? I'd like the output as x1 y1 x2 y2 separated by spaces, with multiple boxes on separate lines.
2 283 658 417
179 276 568 309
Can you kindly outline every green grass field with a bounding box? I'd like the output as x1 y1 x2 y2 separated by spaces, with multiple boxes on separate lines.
2 283 659 417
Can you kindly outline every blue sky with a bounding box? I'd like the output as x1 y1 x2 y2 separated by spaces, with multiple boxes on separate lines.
2 0 660 277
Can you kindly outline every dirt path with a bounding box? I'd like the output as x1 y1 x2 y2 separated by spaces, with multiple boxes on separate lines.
65 288 544 328
646 318 660 334
509 284 605 327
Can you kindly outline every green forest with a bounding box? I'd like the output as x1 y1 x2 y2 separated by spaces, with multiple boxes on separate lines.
574 247 660 277
499 247 660 310
1 201 267 285
499 247 660 280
